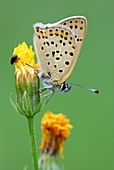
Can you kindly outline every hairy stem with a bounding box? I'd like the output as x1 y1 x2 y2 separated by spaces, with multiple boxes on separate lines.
27 116 38 170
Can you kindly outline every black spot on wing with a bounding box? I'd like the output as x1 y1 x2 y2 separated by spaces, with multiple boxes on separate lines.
52 51 55 57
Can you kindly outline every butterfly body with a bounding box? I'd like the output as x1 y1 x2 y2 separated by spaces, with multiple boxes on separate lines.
34 16 87 98
38 71 71 93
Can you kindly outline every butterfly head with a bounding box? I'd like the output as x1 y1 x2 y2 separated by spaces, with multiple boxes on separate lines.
59 82 71 92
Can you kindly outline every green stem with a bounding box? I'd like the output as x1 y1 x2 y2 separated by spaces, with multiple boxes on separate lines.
27 116 38 170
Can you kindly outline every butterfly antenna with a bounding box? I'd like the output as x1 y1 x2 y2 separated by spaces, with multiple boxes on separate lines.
67 82 100 94
26 63 40 71
26 63 50 78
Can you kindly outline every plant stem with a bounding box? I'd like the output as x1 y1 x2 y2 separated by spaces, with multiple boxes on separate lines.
27 116 38 170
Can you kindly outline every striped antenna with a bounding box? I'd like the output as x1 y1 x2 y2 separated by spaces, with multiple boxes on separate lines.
67 82 100 94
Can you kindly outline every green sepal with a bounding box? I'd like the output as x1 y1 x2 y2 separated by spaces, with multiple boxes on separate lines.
33 100 42 116
9 93 18 113
39 155 63 170
22 91 33 117
14 72 41 117
16 102 26 116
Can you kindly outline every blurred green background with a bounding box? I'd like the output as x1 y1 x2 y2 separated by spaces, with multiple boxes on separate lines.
0 0 114 169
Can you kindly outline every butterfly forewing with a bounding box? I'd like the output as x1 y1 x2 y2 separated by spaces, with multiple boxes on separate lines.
34 16 87 84
34 25 77 84
59 16 87 54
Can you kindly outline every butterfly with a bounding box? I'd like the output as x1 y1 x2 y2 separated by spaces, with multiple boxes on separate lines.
33 16 99 104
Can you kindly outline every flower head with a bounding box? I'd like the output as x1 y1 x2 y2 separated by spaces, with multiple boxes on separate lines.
39 111 73 158
11 42 39 74
11 42 40 116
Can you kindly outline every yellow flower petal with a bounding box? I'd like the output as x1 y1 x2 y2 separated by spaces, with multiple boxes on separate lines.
12 42 39 72
39 111 73 158
13 42 34 64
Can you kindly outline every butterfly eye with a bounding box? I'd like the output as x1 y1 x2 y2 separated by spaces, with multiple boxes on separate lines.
60 83 71 92
60 83 66 91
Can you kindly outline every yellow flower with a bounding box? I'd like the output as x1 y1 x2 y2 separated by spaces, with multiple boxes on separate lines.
11 42 39 72
39 111 73 158
11 42 40 116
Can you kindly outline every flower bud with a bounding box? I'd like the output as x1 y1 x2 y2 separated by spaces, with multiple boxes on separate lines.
11 42 41 117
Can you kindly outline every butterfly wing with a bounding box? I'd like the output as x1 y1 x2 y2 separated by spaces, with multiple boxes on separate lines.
33 16 87 84
58 16 87 57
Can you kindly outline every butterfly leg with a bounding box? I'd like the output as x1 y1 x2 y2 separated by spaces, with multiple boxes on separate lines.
37 85 53 102
37 87 48 93
40 90 55 110
37 85 54 102
37 84 54 93
43 90 55 105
